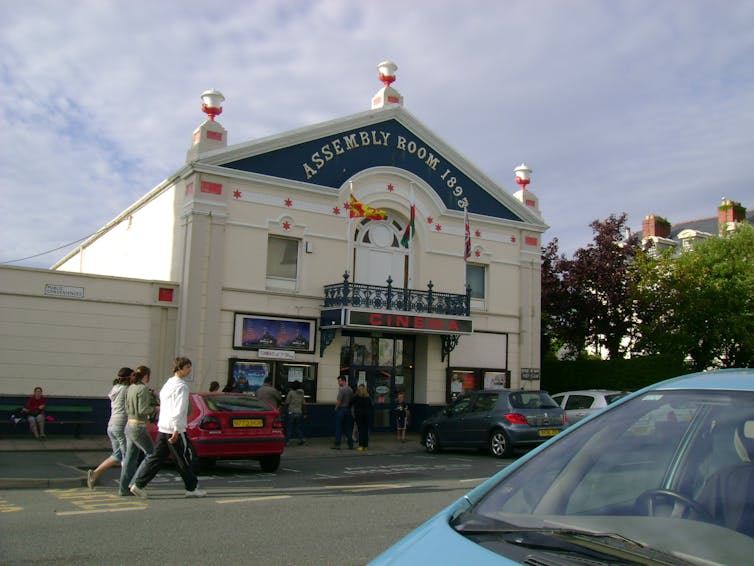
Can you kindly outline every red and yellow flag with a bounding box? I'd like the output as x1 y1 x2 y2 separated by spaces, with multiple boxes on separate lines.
349 194 387 220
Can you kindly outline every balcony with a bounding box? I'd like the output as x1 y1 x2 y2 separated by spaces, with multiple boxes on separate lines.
323 272 470 316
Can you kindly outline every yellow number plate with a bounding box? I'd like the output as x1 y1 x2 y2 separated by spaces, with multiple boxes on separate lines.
538 429 559 437
232 418 263 428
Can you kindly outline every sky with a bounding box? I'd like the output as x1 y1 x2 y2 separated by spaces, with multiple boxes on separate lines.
1 0 753 268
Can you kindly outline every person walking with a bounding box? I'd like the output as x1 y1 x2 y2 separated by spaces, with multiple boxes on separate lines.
22 387 47 440
255 377 282 408
352 384 374 451
284 382 306 445
87 367 132 488
395 390 410 443
118 366 156 496
129 357 206 498
332 375 354 450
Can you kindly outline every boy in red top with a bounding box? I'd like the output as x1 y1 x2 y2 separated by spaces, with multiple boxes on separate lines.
23 387 47 440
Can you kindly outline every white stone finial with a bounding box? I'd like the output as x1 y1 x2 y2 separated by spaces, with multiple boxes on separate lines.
200 89 225 121
371 61 403 110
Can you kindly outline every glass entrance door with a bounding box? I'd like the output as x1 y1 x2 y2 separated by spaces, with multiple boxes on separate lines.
341 334 414 431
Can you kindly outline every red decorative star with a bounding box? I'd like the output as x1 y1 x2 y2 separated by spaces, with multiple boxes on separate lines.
282 221 291 231
387 183 395 192
426 216 433 224
344 201 352 211
333 207 341 215
474 249 481 258
511 236 516 243
435 223 442 232
475 229 481 237
233 190 241 199
284 198 293 207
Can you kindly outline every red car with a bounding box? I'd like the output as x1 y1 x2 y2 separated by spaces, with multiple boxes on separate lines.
149 392 285 472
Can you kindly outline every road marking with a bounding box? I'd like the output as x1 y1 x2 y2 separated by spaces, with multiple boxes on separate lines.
459 478 489 483
46 488 147 514
216 495 291 505
56 506 147 516
0 496 22 513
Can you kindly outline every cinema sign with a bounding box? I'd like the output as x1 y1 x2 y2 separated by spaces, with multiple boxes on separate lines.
321 308 472 335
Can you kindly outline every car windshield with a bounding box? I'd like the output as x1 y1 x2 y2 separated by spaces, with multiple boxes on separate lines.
459 389 754 561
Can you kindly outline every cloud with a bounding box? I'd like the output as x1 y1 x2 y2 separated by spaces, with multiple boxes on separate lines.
1 0 753 266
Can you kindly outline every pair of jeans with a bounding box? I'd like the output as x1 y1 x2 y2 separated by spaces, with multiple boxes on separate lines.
334 407 353 448
286 412 305 443
107 420 127 461
131 431 198 492
119 422 154 495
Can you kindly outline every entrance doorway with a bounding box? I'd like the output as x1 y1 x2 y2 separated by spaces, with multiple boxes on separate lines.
340 334 414 431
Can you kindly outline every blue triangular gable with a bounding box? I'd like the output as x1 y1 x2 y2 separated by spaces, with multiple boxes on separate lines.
219 119 523 221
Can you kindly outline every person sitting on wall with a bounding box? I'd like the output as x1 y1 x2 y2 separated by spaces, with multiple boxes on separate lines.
22 386 47 440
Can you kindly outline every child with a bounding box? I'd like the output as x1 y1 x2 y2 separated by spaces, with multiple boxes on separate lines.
395 391 410 443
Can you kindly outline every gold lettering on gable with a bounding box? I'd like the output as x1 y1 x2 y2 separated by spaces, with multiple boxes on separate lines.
299 129 468 207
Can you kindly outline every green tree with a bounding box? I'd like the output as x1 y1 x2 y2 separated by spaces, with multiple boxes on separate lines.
632 223 754 370
542 214 640 359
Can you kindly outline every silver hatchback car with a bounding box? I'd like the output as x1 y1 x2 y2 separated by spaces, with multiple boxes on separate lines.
551 389 628 424
420 390 565 458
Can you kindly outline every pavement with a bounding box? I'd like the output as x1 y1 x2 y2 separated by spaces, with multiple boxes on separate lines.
0 433 421 490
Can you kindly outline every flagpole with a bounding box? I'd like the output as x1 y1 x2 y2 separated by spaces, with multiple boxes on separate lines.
463 205 471 292
408 183 414 289
346 181 353 276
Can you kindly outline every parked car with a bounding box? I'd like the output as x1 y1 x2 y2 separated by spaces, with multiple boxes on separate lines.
369 369 754 565
551 389 628 424
420 390 566 458
149 392 285 472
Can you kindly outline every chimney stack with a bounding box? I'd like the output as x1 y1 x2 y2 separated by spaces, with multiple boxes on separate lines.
642 214 671 239
718 198 746 234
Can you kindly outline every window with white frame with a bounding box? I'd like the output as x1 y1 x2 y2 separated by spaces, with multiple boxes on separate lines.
466 263 486 300
267 236 299 288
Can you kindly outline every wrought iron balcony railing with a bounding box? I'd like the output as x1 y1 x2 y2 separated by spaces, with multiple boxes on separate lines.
323 272 470 317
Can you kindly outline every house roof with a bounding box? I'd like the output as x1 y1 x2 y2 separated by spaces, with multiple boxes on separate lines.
668 210 754 239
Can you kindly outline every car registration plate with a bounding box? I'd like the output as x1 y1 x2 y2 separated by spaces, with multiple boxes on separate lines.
232 418 264 428
538 429 559 437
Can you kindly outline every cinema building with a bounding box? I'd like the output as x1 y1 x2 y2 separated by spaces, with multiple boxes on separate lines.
43 63 547 430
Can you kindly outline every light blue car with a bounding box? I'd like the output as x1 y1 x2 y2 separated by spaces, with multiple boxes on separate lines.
369 369 754 565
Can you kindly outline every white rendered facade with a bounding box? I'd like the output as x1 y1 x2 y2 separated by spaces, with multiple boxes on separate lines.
47 74 547 421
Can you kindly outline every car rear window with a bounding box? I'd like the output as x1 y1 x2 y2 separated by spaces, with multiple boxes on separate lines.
605 393 626 404
565 395 595 410
509 391 559 410
203 395 271 412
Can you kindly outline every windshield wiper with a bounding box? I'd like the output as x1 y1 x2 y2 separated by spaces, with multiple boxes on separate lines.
452 512 695 565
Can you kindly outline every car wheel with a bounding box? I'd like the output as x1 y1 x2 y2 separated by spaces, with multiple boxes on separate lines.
489 428 511 458
424 429 441 453
259 454 281 473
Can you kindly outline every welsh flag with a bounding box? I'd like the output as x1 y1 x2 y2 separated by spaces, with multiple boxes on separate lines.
400 204 416 248
349 194 387 220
